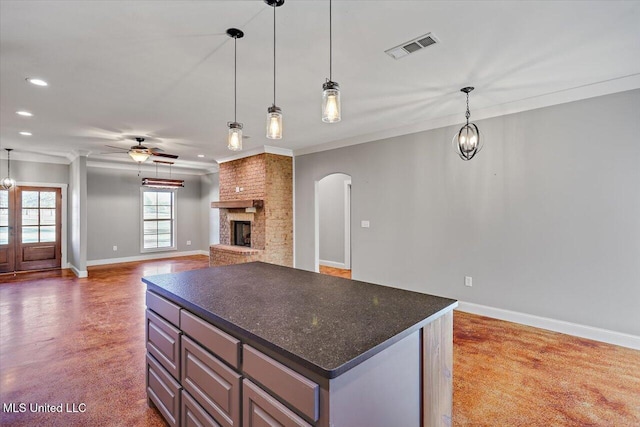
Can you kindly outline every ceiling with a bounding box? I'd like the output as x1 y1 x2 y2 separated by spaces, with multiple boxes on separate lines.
1 1 639 173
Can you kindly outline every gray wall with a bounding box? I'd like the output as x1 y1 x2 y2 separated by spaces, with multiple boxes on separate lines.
201 172 220 246
295 89 640 336
5 159 69 184
87 166 207 261
69 156 87 273
319 173 350 265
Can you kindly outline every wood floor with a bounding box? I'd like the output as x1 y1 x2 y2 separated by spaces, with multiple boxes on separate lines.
319 265 351 279
1 256 638 426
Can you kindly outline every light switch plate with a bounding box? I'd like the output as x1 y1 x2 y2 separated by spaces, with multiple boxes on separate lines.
361 220 370 228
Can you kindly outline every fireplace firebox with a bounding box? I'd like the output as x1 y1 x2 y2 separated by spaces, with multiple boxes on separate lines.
232 221 251 247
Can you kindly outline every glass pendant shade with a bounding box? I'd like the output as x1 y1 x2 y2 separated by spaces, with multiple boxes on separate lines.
266 105 282 139
1 177 16 190
2 149 16 189
227 122 243 151
226 28 245 151
129 149 150 163
453 123 481 161
322 81 341 123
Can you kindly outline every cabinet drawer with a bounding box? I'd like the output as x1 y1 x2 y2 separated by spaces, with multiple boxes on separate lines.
181 310 240 369
243 379 312 427
147 353 181 427
146 291 180 326
146 309 181 380
182 335 242 427
182 389 222 427
243 345 319 422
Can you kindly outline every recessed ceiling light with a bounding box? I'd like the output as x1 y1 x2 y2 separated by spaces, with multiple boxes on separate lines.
197 154 205 158
19 131 32 136
16 111 33 117
26 77 48 86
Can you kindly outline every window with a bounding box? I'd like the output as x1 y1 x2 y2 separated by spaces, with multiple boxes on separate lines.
141 189 176 252
0 190 8 245
21 190 57 243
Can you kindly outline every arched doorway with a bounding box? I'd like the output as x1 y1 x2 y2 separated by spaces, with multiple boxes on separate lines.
316 173 351 278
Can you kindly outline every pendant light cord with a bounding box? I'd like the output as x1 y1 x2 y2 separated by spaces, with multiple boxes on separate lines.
329 0 332 81
273 3 277 106
234 36 238 122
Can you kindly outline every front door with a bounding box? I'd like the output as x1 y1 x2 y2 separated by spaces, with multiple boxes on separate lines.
0 188 16 273
0 186 62 273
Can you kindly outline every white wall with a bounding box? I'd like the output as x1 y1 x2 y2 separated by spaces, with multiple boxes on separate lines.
319 173 350 266
295 89 640 336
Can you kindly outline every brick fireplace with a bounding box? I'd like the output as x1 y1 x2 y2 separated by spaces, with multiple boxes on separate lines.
210 152 293 267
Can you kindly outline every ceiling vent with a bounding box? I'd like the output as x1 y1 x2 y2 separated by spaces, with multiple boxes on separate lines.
385 32 439 60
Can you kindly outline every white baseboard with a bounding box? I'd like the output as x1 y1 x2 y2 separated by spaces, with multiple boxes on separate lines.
457 301 640 351
69 264 88 278
319 259 347 269
87 250 209 267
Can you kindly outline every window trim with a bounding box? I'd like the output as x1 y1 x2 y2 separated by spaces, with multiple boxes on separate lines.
140 188 177 253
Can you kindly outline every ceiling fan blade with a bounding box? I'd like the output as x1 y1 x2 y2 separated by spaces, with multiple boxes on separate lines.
105 145 129 151
152 152 179 159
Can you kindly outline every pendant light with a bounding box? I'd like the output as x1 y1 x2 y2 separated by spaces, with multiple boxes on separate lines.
322 0 341 123
1 148 16 190
227 28 245 151
453 87 482 161
142 160 184 189
265 0 284 139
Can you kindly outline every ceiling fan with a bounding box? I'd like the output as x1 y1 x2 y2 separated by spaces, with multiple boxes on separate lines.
105 137 178 163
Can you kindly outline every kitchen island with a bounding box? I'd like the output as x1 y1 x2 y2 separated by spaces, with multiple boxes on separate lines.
143 262 457 427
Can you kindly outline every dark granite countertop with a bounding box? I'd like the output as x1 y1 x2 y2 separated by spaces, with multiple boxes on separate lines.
142 262 457 379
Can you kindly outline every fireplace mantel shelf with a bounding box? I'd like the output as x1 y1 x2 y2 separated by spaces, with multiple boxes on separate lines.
211 199 264 209
211 244 263 255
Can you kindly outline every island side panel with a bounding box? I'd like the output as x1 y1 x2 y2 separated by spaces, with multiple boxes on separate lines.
328 331 422 427
423 309 454 427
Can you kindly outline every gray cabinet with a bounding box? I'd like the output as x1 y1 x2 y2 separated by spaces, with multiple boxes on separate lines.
182 390 222 427
242 379 312 427
147 353 181 427
146 289 454 427
146 291 319 427
146 309 181 380
182 335 241 427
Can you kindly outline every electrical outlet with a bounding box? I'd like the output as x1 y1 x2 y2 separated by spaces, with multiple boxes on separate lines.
113 245 117 251
235 186 240 193
465 276 472 287
186 240 192 246
361 220 370 228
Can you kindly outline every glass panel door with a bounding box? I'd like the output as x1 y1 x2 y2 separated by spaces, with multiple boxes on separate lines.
15 187 62 271
0 189 15 272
